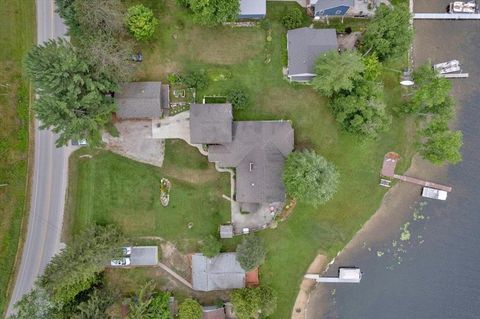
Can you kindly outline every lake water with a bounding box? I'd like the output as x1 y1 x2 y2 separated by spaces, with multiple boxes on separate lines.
307 1 480 318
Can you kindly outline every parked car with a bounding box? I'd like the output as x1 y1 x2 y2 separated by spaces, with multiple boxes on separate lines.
122 246 132 256
111 257 131 267
71 139 87 146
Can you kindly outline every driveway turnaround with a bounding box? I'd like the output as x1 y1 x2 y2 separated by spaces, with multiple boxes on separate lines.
130 246 159 266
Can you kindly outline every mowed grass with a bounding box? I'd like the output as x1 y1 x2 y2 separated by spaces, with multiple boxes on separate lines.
66 1 416 317
0 0 35 315
64 140 231 252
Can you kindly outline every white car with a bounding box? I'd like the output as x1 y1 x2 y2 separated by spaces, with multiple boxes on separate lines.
111 257 131 267
122 246 132 256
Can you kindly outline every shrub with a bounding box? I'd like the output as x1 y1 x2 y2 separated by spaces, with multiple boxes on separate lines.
201 235 222 258
226 88 249 110
178 299 202 319
180 70 209 90
236 235 266 271
126 4 159 41
282 8 304 29
231 286 277 319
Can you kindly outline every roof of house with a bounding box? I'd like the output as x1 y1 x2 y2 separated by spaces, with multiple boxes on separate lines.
311 0 354 11
208 121 294 205
115 82 163 119
203 306 226 319
192 253 245 291
190 104 233 144
287 28 338 77
239 0 266 16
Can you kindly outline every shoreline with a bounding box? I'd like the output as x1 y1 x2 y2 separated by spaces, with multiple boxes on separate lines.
304 154 448 318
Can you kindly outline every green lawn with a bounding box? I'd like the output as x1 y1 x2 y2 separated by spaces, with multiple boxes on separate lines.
64 140 231 252
0 0 35 315
66 1 416 317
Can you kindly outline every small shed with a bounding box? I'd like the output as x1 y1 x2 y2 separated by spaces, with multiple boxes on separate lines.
115 82 167 120
220 225 234 239
239 0 266 19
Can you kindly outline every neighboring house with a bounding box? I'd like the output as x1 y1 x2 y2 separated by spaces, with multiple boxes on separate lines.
115 82 170 120
202 306 226 319
189 103 294 214
286 27 338 82
238 0 266 19
310 0 354 17
192 253 246 291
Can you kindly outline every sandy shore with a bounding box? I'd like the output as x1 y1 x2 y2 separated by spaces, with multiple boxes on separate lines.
304 154 448 318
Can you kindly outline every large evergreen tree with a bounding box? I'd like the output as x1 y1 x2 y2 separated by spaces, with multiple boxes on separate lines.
236 235 266 271
24 39 117 146
361 4 412 60
283 150 339 206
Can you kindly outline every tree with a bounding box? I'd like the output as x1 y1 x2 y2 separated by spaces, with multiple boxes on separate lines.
330 80 391 138
75 0 126 37
201 235 222 258
24 39 117 146
10 287 57 319
236 235 266 271
126 4 159 41
312 50 364 97
40 225 122 304
283 150 339 206
127 282 171 319
55 0 80 35
231 286 277 319
407 64 452 114
226 87 249 110
282 8 304 29
178 298 202 319
180 70 209 90
362 54 382 81
73 289 114 319
419 129 463 165
186 0 240 25
361 4 412 60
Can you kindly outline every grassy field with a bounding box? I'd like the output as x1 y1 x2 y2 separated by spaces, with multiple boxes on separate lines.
0 0 35 315
64 140 231 252
66 1 416 317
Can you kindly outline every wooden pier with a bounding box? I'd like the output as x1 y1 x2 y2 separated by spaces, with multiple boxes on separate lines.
442 73 469 78
381 152 453 192
414 13 480 20
305 268 362 284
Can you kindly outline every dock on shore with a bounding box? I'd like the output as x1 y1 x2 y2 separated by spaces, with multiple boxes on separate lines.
414 13 480 20
305 268 362 284
381 152 453 192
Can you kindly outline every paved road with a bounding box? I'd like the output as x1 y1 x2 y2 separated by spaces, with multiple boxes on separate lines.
6 0 73 316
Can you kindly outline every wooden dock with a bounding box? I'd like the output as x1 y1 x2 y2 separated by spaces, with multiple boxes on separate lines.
414 13 480 20
381 152 453 192
442 73 469 78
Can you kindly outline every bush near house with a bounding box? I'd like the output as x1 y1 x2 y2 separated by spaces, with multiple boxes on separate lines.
178 298 202 319
236 235 266 271
231 286 277 319
282 8 304 30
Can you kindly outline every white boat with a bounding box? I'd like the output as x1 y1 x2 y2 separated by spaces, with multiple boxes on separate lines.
449 1 477 13
433 60 461 74
422 187 448 200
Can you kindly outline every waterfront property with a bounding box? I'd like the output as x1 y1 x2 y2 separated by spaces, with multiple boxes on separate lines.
286 28 338 82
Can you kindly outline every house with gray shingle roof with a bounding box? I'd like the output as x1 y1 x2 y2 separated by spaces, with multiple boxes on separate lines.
239 0 266 19
287 27 338 82
192 253 245 291
189 104 233 144
115 82 169 120
310 0 354 17
208 121 294 213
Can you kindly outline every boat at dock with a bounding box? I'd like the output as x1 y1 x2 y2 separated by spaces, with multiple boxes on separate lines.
448 1 477 13
434 60 461 74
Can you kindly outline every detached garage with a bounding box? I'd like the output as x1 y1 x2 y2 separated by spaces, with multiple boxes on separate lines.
238 0 266 19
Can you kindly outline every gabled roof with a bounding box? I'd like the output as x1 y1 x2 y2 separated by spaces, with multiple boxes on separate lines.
311 0 354 11
192 253 245 291
115 82 163 119
287 28 338 77
190 104 233 144
208 121 294 205
239 0 266 17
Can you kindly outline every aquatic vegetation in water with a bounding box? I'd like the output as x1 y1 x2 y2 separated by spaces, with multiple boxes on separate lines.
400 222 411 241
